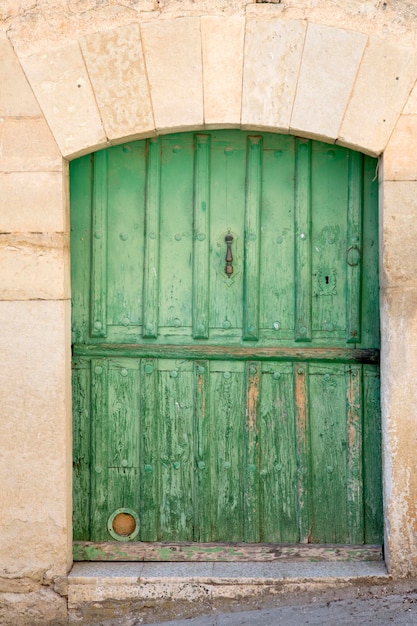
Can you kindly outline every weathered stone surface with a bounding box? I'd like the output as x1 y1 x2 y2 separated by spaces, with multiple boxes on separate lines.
242 18 306 132
0 34 40 116
291 23 367 142
339 38 417 155
0 117 62 172
380 181 417 287
21 42 108 158
0 172 66 232
0 233 69 300
380 286 417 577
140 18 204 132
81 24 155 143
0 588 67 626
0 300 72 579
201 16 244 127
382 115 417 181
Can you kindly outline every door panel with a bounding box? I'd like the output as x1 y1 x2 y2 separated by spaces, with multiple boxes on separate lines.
71 131 382 550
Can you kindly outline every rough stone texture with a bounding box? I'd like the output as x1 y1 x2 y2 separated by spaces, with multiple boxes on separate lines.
0 588 67 626
0 233 69 300
140 18 204 132
291 23 367 142
201 16 245 127
0 117 62 172
20 42 108 158
380 181 417 287
0 34 40 116
81 23 155 143
380 286 417 577
0 300 72 580
0 172 66 232
242 18 306 132
382 115 417 181
339 37 417 155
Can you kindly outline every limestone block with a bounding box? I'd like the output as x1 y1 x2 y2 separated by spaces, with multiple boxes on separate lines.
380 286 417 576
0 34 40 116
21 42 108 158
241 19 306 132
0 117 62 172
339 38 417 155
382 115 417 181
81 24 155 143
291 23 367 142
0 233 69 300
201 16 245 127
0 172 66 232
403 79 417 114
140 18 204 132
0 300 72 579
0 588 67 626
380 181 417 288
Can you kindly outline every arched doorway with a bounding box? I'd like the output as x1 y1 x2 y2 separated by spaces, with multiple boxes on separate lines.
71 130 381 559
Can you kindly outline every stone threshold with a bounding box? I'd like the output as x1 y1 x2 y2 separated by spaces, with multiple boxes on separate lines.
67 561 390 606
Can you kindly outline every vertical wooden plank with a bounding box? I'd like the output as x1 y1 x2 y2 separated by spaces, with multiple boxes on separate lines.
210 362 245 541
309 365 348 543
72 358 91 541
346 150 363 343
194 360 211 541
143 137 161 338
193 135 211 339
244 362 260 542
90 150 108 338
90 358 109 541
295 139 312 342
259 364 298 542
294 362 311 542
363 365 383 543
70 155 92 345
243 136 262 341
346 364 364 543
139 359 159 541
158 361 194 541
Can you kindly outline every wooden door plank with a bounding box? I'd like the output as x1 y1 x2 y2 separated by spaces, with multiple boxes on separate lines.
74 343 379 364
363 365 383 544
243 136 262 340
294 362 311 542
295 139 312 342
193 135 211 339
90 150 108 338
259 364 298 543
90 358 110 540
72 359 91 540
346 151 363 343
158 361 194 541
139 359 160 541
194 360 211 541
210 362 245 541
143 137 161 338
73 541 383 562
346 364 364 543
244 362 260 542
309 365 348 543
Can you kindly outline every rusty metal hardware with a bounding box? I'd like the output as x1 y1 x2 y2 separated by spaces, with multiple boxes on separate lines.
225 232 233 277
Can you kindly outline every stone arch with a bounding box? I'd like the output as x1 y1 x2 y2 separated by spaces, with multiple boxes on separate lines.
2 9 417 594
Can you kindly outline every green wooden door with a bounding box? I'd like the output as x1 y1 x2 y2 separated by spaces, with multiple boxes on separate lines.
71 131 382 556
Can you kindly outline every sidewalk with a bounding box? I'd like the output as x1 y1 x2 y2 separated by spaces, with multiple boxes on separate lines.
143 591 417 625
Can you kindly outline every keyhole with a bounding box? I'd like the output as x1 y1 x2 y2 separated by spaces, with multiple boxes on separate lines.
325 275 329 284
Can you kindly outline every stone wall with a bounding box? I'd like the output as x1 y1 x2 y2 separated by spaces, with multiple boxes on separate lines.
1 0 417 622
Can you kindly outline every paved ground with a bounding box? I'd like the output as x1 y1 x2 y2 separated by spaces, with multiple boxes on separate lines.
142 591 417 625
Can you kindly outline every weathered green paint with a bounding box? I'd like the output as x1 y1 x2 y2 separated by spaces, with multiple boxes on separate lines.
72 541 383 562
71 131 381 554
